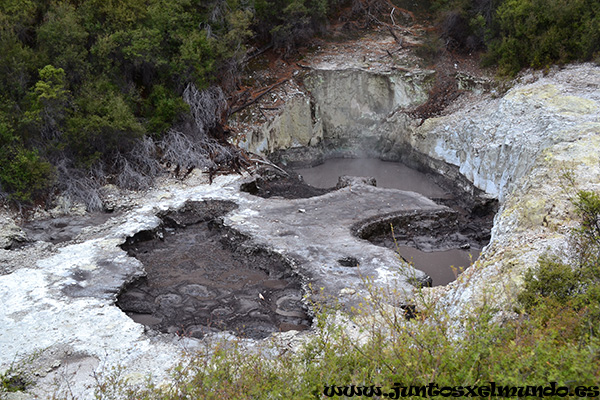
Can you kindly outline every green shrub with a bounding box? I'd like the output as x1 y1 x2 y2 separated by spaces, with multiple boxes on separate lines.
432 0 600 75
517 256 580 310
486 0 600 74
0 118 54 203
92 297 600 399
0 146 54 203
518 190 600 338
144 85 189 137
0 369 28 393
65 81 145 166
572 190 600 268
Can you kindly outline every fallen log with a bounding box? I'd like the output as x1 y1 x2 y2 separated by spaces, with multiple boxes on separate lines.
227 79 289 117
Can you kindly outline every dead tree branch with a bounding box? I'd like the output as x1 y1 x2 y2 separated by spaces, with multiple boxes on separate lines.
227 79 289 117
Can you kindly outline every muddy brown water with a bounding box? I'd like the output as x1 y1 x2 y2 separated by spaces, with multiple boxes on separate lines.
295 158 450 198
296 158 487 285
117 200 311 339
395 246 480 286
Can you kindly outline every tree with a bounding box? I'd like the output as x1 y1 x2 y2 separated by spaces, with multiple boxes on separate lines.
37 3 89 85
22 65 70 141
65 80 144 167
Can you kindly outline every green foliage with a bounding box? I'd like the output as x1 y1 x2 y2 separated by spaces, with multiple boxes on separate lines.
36 3 89 84
66 80 145 166
145 85 189 136
0 368 28 393
486 0 600 74
0 28 40 102
0 0 343 206
518 256 580 310
0 148 53 203
0 119 54 203
0 0 269 205
93 300 600 399
573 190 600 265
173 30 216 88
431 0 600 75
80 0 149 31
518 189 600 337
22 65 70 139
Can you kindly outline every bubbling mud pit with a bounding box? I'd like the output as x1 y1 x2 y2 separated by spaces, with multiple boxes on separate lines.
116 200 311 340
117 157 495 340
239 157 496 286
293 158 495 286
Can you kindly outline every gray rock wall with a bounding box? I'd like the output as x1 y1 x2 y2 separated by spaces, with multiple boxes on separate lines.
389 67 600 201
416 65 600 321
237 68 432 157
304 69 430 140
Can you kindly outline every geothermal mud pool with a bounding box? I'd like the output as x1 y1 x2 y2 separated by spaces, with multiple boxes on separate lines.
295 158 449 198
117 200 311 339
295 158 494 285
117 159 485 339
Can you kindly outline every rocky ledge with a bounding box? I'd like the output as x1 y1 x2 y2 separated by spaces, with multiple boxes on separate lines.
418 64 600 321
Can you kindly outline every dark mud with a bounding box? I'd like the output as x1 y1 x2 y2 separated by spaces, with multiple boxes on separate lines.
245 157 497 286
240 166 332 199
117 200 311 339
355 209 483 252
21 211 118 245
354 204 494 285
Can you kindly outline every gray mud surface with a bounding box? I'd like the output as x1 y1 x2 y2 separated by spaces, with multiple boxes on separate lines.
117 200 311 339
295 158 450 199
354 206 494 285
21 211 118 244
243 161 497 286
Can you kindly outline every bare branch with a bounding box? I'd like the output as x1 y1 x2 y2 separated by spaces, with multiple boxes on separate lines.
183 84 226 134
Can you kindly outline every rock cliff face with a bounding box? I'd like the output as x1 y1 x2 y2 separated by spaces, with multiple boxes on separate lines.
415 65 600 320
237 68 432 159
391 67 600 201
304 69 430 144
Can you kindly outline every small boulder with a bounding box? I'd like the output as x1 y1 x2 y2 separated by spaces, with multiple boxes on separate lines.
335 175 377 189
0 214 28 249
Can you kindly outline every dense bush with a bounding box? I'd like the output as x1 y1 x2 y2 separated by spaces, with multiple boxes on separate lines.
432 0 600 74
0 118 54 203
486 0 600 75
0 0 342 207
0 146 54 203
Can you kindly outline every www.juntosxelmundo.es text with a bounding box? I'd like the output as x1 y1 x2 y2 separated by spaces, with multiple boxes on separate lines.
323 382 600 398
